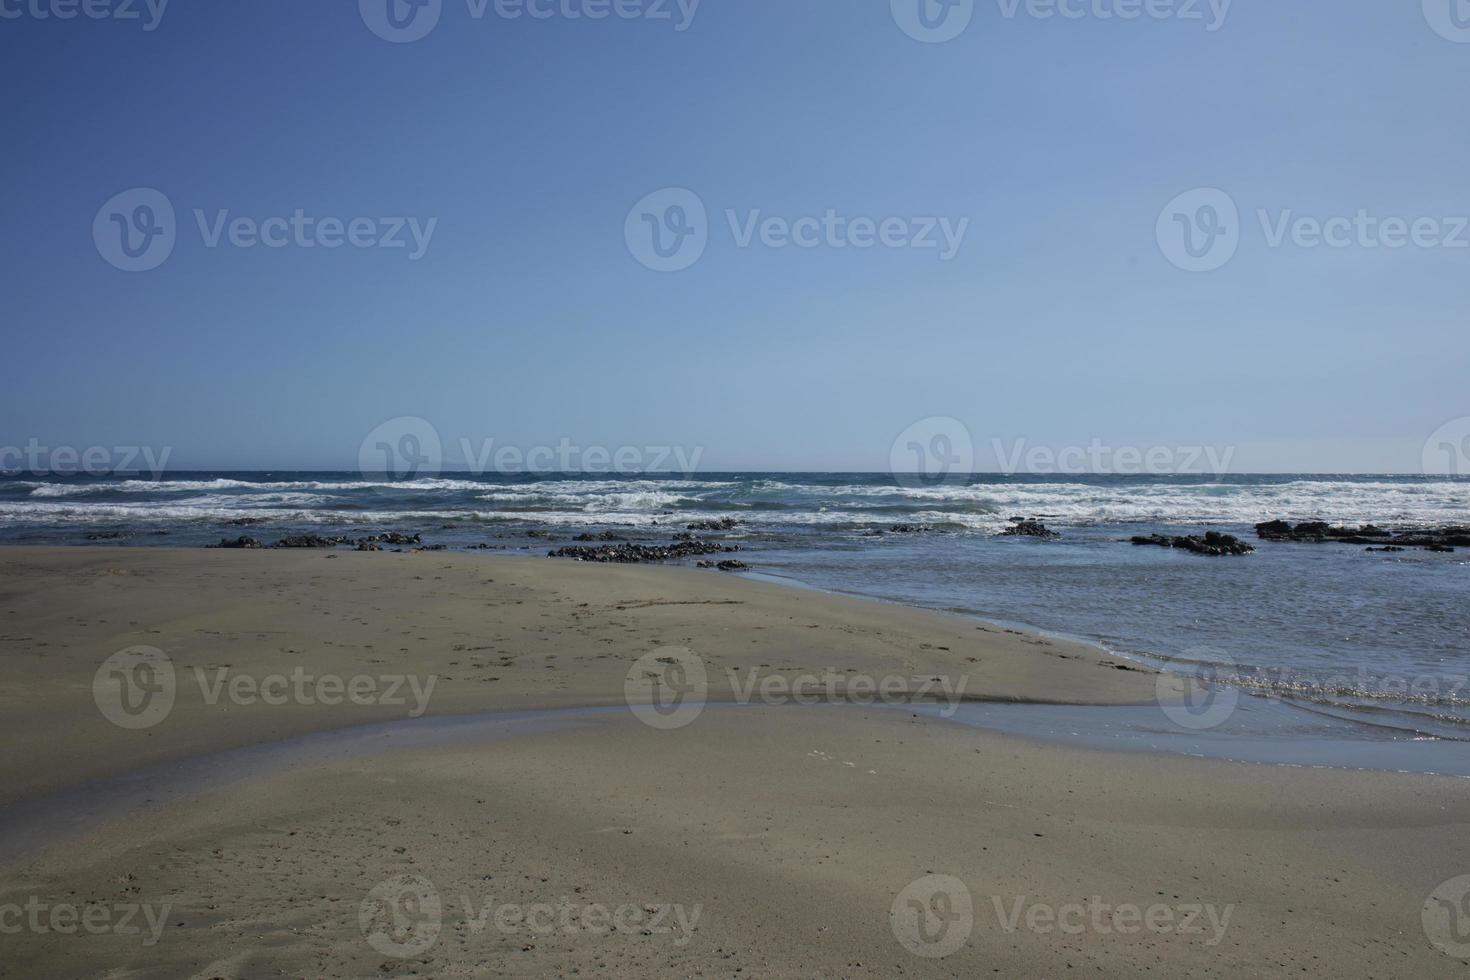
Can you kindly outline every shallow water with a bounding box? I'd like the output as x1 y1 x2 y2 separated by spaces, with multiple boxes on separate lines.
0 708 606 867
5 695 1465 869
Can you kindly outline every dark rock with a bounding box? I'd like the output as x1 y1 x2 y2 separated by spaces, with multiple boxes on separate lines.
356 541 383 551
222 517 268 527
84 531 126 540
886 524 942 534
359 532 421 546
699 559 749 571
1131 532 1254 556
573 531 627 542
1427 544 1456 553
547 540 735 564
686 518 739 531
1000 519 1060 539
1365 546 1405 553
209 536 265 549
1256 520 1470 550
274 534 353 549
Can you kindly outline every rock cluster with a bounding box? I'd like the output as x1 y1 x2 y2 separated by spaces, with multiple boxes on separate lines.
209 531 425 550
686 518 739 531
999 518 1060 539
1255 520 1467 551
573 531 627 542
547 540 738 563
1131 532 1254 556
697 559 749 571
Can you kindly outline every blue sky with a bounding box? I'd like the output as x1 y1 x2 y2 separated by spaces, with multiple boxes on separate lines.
4 0 1468 472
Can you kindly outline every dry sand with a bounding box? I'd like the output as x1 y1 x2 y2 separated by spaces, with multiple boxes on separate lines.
0 547 1466 978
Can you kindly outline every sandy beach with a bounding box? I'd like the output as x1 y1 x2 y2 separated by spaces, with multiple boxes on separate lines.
1 546 1467 978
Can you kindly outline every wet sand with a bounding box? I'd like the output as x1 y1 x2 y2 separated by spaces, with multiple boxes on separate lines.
0 547 1467 977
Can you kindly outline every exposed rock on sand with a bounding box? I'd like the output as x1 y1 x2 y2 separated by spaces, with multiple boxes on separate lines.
547 540 737 563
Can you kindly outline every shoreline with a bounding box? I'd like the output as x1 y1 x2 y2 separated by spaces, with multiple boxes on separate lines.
3 546 1469 976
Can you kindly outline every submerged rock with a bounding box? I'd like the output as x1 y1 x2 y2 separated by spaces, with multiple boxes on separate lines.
686 518 739 531
886 524 943 534
698 559 750 571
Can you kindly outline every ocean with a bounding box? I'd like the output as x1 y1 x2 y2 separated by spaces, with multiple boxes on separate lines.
4 471 1467 750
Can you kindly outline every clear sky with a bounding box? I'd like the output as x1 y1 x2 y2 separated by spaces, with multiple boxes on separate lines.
4 0 1468 472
